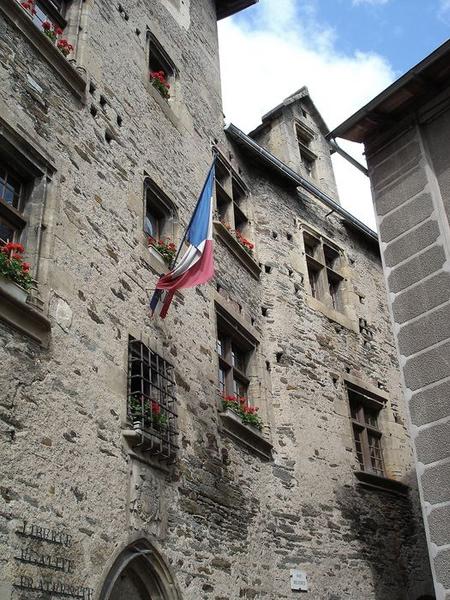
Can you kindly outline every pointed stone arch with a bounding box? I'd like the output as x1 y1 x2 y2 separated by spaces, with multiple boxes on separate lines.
98 537 182 600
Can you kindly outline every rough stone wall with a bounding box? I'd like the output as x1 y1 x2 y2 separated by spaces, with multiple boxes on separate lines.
366 104 450 600
0 1 434 599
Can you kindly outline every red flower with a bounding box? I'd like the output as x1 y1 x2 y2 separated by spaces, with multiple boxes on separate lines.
11 253 23 261
55 27 63 36
42 21 52 30
22 262 31 272
151 400 160 414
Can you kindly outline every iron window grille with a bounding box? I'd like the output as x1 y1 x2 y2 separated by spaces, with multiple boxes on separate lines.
347 383 385 477
127 337 178 461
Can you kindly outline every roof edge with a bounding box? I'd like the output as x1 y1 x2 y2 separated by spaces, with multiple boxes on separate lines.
225 123 378 245
216 0 258 20
329 38 450 143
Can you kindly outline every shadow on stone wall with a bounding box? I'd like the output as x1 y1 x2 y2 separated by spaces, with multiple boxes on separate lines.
334 471 434 600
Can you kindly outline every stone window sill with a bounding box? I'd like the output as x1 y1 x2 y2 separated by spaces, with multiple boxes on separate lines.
213 221 261 280
122 427 175 473
1 0 86 102
147 245 170 274
0 281 51 346
306 295 357 333
219 408 273 461
354 470 409 497
146 81 180 129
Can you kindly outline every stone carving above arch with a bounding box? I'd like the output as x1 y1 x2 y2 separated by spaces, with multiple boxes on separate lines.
98 537 182 600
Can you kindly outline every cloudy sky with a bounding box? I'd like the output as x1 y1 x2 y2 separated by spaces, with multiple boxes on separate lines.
218 0 449 229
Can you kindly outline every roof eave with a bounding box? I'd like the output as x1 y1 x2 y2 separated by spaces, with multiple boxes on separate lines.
216 0 258 20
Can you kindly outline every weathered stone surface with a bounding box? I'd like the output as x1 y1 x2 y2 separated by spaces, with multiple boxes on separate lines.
0 1 432 599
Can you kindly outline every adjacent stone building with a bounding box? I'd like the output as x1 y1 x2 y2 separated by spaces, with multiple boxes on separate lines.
0 0 434 598
331 39 450 600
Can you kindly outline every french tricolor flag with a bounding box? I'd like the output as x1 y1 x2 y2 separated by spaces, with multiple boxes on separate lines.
149 161 215 319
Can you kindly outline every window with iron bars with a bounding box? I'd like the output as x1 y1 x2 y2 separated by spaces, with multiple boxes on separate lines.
347 383 385 477
127 337 178 461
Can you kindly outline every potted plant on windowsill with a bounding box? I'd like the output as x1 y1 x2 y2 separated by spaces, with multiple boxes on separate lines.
147 236 176 266
149 71 171 99
221 394 263 431
0 242 33 303
129 393 168 432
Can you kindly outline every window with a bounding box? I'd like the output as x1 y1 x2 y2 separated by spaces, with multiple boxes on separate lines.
144 178 177 244
147 32 177 97
0 161 27 244
347 383 385 477
295 121 317 179
214 152 251 241
303 230 344 311
216 310 254 402
31 0 67 31
127 337 178 461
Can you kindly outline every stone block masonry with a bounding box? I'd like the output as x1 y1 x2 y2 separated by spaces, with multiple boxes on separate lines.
0 0 433 598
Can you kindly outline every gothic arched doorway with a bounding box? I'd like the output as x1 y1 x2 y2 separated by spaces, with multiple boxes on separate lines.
99 538 181 600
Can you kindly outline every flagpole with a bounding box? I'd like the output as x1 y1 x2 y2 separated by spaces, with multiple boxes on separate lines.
169 155 217 270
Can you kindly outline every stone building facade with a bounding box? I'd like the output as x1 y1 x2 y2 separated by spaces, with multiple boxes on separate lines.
0 0 434 598
331 39 450 600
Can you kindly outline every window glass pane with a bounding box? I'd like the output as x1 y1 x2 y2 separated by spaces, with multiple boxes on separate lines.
233 379 247 399
329 280 340 310
368 433 384 476
144 212 160 239
0 219 16 243
231 344 246 373
0 165 21 209
33 3 57 29
353 426 364 469
365 408 379 428
218 368 225 395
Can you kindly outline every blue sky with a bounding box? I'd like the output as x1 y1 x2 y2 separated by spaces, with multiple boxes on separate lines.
234 0 449 78
218 0 449 228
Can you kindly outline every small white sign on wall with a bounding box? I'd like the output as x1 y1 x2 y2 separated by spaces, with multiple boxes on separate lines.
290 569 308 591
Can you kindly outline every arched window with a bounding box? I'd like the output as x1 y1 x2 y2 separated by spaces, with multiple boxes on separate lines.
99 539 181 600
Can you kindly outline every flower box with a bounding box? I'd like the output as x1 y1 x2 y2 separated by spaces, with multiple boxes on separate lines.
0 276 28 303
219 408 273 461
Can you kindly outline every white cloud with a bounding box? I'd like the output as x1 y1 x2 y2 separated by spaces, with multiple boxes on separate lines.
439 0 450 23
218 0 395 229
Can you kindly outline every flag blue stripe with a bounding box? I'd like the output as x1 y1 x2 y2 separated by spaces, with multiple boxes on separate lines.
187 164 215 248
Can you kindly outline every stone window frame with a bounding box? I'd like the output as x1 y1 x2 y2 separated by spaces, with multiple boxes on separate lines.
144 177 178 251
146 31 178 98
0 114 54 345
346 382 386 477
300 222 357 331
303 226 344 311
215 296 273 461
